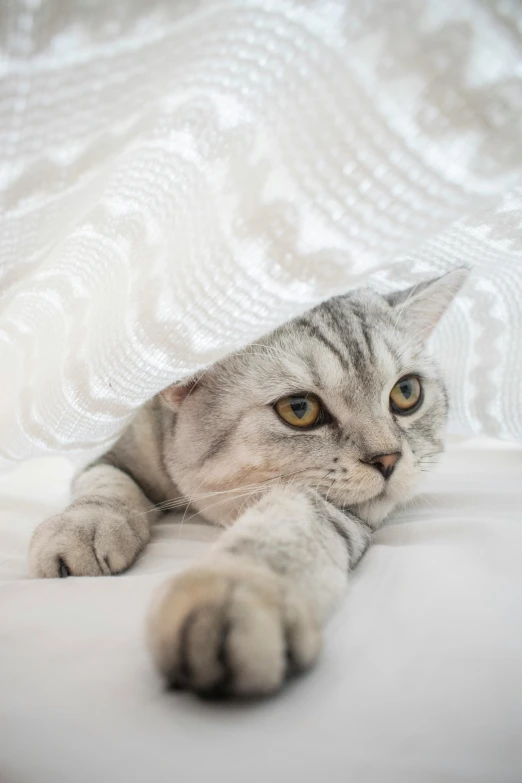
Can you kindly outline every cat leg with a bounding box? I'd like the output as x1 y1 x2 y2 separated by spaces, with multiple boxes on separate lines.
148 486 372 697
29 462 161 578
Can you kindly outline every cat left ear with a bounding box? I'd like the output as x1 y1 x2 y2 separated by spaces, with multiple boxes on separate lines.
386 267 469 339
160 372 203 410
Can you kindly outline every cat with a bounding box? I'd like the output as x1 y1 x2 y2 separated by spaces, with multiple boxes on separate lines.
29 268 468 698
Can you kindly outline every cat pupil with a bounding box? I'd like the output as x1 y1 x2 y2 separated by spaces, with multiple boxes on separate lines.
291 399 308 419
400 381 412 399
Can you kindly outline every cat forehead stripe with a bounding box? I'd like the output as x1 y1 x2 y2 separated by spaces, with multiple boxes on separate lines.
295 302 376 378
293 317 351 371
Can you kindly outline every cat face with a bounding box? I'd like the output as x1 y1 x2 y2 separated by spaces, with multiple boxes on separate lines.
163 270 467 528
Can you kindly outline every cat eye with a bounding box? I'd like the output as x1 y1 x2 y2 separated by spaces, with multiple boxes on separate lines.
390 375 423 415
274 393 328 429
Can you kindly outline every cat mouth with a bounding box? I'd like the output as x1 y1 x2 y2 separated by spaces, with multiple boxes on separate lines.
331 474 398 513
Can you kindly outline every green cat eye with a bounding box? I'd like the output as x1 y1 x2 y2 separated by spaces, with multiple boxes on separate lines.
390 375 423 415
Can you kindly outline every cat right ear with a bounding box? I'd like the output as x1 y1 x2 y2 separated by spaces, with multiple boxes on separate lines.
385 267 469 338
160 372 203 410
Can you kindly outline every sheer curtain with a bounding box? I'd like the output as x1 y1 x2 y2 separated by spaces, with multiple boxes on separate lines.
1 0 521 471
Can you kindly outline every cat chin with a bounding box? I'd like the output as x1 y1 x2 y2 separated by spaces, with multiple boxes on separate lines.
349 497 397 529
352 472 421 528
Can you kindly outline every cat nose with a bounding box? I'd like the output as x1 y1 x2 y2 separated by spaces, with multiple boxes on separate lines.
363 451 401 480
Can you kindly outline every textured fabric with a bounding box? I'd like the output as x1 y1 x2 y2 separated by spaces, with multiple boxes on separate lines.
1 0 522 471
1 439 522 783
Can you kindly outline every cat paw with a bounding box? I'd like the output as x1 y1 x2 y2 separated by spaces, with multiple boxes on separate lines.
29 501 150 578
148 560 321 698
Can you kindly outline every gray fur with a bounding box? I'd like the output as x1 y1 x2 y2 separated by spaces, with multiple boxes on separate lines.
29 268 468 697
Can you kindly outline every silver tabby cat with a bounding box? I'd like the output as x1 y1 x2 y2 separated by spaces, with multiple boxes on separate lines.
30 269 467 697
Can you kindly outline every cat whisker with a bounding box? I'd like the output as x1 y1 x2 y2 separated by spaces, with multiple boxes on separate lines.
147 466 326 530
395 324 433 361
174 466 319 534
416 492 437 509
236 492 257 519
392 282 421 335
177 469 220 533
157 467 325 511
177 487 272 527
311 469 334 497
190 466 338 527
325 475 337 503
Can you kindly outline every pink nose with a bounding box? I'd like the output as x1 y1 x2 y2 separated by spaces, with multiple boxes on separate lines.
364 452 401 480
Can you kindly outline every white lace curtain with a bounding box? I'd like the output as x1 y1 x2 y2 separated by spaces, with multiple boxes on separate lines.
1 0 522 472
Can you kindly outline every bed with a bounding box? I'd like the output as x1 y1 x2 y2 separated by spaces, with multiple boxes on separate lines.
1 437 521 783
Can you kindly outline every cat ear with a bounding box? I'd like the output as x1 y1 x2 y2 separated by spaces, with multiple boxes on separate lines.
385 267 469 338
160 371 203 410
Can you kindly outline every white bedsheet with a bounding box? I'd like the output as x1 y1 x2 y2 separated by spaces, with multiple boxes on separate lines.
1 439 521 783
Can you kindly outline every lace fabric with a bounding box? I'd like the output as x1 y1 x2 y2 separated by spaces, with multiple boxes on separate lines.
1 0 521 469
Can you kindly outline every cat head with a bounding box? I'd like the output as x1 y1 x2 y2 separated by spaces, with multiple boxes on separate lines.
162 269 468 528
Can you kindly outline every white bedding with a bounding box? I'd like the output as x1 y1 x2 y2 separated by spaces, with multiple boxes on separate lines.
1 439 521 783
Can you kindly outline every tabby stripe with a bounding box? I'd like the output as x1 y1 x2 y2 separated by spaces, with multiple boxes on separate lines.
325 513 354 566
296 318 350 371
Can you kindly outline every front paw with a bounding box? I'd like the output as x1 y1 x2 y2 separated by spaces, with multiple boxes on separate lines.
29 501 150 578
148 560 321 698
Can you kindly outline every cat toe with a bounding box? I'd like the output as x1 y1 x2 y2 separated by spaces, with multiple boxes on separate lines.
148 562 321 699
29 508 148 578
